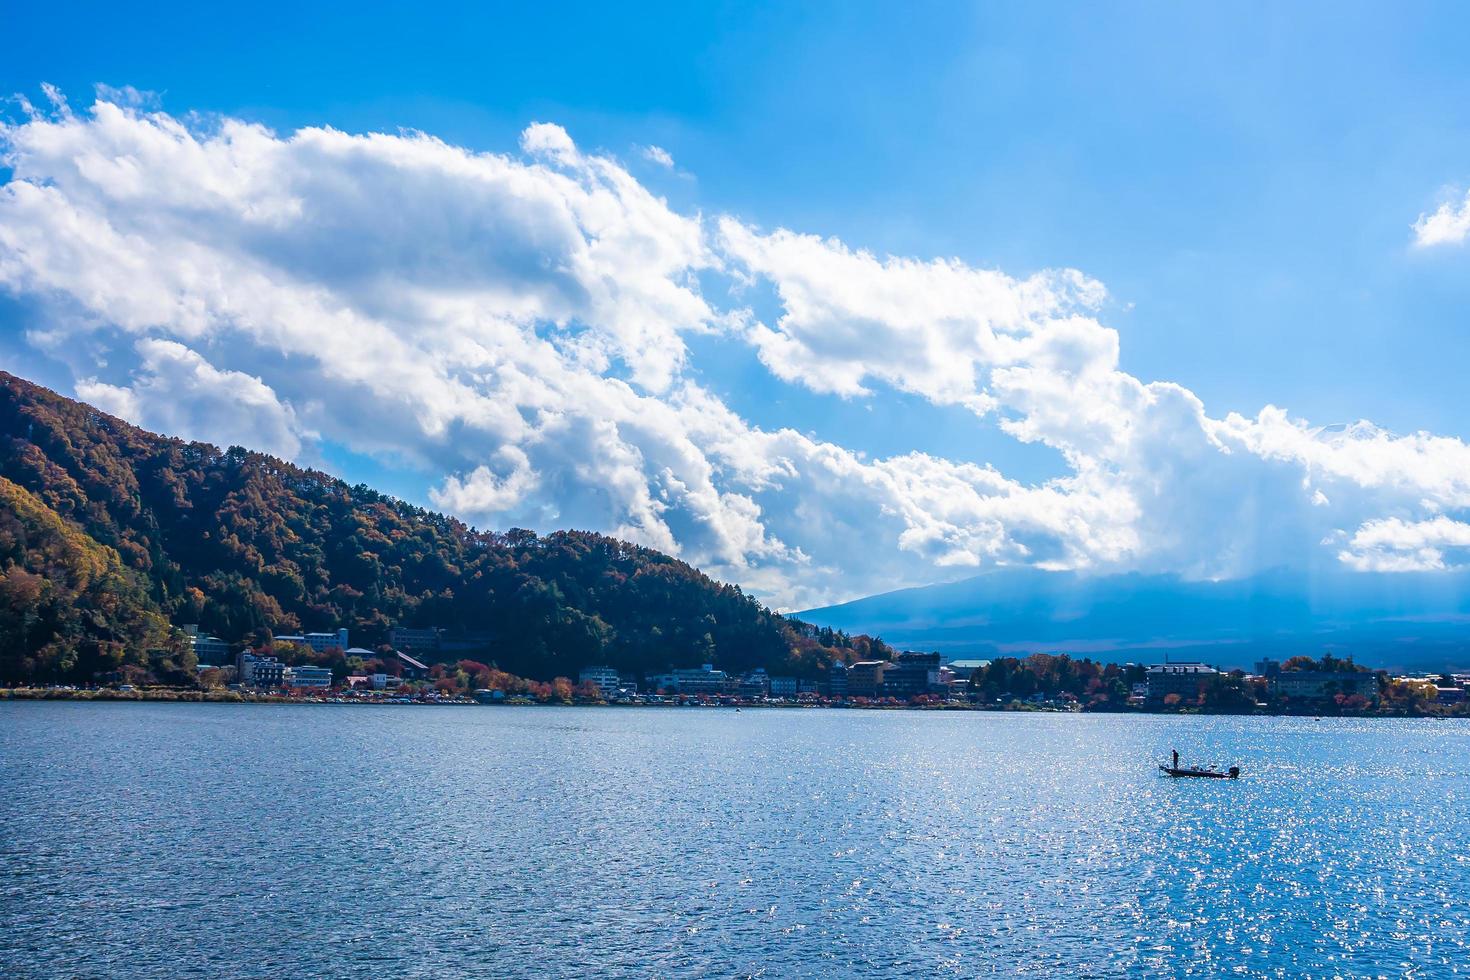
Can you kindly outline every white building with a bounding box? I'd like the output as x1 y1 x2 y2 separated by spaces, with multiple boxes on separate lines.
371 673 402 691
275 629 348 653
285 665 334 689
579 666 621 695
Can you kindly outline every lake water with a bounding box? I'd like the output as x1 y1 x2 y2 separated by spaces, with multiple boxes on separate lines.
2 703 1468 978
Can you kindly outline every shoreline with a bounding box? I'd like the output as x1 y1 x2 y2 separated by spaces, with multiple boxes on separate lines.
2 686 1462 719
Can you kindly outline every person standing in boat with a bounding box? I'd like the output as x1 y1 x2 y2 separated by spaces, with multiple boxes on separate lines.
1172 749 1179 770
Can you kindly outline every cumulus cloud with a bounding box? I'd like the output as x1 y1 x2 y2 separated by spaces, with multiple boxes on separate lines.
1339 516 1470 572
719 218 1470 584
3 92 1469 608
718 218 1106 410
76 339 306 458
1414 189 1470 247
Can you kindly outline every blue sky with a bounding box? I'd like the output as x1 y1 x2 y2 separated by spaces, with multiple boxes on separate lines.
5 2 1470 607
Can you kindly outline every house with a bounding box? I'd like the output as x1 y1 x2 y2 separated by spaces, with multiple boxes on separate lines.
396 650 429 680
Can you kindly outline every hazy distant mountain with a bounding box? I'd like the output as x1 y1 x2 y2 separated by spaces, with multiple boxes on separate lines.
800 566 1470 672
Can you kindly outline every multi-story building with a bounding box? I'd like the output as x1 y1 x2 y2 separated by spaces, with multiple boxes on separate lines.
647 673 679 694
390 626 442 652
769 676 799 698
882 652 942 699
827 662 849 698
579 665 622 695
371 673 402 691
239 653 287 688
273 629 348 654
194 635 230 662
846 660 889 698
180 625 230 663
285 665 334 689
1271 670 1378 702
1145 663 1221 704
672 664 730 695
304 629 349 653
738 669 771 698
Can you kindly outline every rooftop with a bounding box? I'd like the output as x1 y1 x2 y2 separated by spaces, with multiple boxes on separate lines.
397 651 429 671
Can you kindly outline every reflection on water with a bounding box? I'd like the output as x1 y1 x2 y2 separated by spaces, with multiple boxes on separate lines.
2 703 1467 977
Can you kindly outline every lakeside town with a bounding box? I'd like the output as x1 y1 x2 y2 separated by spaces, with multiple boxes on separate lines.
5 622 1470 717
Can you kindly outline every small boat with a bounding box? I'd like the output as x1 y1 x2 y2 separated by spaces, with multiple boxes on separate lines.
1160 749 1239 779
1159 764 1239 779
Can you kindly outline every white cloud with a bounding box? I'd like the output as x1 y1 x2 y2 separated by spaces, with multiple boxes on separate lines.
642 145 675 168
1339 516 1470 572
76 339 306 458
3 93 1470 610
1414 189 1470 247
720 218 1470 584
718 218 1106 411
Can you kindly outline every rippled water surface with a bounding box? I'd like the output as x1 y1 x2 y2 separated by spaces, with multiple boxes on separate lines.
3 703 1469 977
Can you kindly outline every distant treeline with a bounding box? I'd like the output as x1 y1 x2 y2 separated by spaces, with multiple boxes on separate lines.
967 652 1466 717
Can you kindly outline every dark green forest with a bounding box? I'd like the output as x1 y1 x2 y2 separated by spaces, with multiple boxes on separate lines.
0 372 885 684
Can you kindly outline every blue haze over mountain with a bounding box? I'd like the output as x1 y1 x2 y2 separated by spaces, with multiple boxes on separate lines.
801 568 1470 672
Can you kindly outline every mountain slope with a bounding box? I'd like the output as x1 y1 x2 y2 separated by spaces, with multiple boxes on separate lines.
0 475 179 681
0 372 873 683
800 566 1470 672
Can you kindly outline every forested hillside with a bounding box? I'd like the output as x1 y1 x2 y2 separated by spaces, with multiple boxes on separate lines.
0 373 883 683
